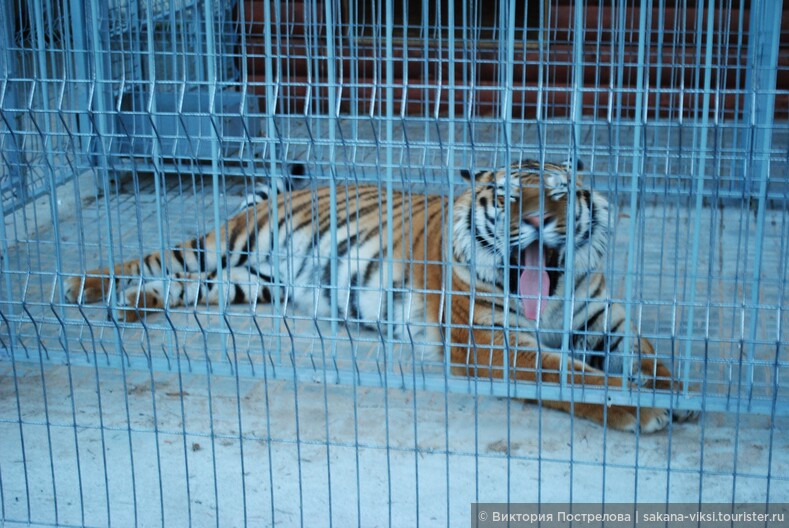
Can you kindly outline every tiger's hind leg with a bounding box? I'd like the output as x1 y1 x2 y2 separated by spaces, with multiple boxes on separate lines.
117 267 278 322
66 217 257 310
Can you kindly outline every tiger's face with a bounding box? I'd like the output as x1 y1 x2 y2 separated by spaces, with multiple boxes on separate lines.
455 160 609 294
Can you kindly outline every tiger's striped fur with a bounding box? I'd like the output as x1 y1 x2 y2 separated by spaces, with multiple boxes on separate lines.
65 160 698 432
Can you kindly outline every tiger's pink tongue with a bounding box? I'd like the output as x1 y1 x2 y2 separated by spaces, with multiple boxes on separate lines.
519 244 549 320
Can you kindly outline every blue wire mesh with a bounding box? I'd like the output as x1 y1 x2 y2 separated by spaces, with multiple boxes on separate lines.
1 0 788 526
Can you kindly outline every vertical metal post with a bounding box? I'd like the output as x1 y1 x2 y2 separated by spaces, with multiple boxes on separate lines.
141 0 168 300
0 0 22 348
202 2 225 526
448 0 461 517
326 0 339 372
262 0 283 365
323 0 338 524
744 0 782 406
261 2 286 523
204 1 225 316
192 0 206 86
441 1 456 522
383 2 396 525
136 1 168 524
0 0 26 206
498 0 517 508
87 0 114 173
384 0 395 374
68 0 91 157
85 5 141 525
622 0 651 388
86 0 124 331
560 0 585 393
683 0 720 396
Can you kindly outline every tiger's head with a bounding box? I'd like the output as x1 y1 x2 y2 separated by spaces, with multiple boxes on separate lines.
453 159 610 317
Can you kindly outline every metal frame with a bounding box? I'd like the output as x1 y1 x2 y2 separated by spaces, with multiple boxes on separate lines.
1 0 787 525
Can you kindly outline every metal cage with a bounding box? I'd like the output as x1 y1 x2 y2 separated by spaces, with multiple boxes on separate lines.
1 0 788 526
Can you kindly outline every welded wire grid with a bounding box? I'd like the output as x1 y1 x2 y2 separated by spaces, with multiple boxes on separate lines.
2 0 789 526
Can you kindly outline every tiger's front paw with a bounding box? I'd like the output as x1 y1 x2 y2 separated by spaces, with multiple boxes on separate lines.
636 407 699 433
672 408 701 423
600 405 671 434
638 408 672 433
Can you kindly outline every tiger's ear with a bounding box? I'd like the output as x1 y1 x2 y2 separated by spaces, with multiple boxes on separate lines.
283 161 310 191
286 162 307 177
563 158 584 187
562 158 584 172
561 158 584 187
459 168 488 181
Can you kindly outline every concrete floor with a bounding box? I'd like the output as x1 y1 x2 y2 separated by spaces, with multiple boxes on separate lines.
1 362 787 527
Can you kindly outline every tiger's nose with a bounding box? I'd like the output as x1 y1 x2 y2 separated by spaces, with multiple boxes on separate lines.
525 214 553 227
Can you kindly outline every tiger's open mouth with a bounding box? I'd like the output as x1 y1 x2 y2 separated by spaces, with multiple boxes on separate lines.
519 243 548 319
514 243 559 320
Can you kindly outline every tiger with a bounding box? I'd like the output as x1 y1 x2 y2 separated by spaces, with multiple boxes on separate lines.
65 159 699 433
